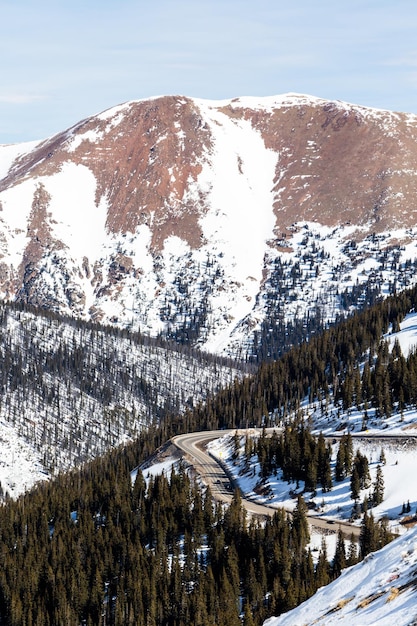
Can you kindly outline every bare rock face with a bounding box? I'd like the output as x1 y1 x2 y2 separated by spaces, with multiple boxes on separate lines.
2 93 417 357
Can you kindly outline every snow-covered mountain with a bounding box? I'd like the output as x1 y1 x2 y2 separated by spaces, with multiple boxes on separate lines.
2 94 417 358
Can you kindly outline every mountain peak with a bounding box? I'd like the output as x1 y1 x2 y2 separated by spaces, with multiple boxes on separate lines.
1 93 417 357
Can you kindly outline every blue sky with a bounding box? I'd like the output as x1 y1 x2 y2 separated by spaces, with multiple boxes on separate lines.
1 0 417 143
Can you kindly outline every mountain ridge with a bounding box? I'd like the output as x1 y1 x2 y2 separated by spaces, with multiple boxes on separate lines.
2 93 417 357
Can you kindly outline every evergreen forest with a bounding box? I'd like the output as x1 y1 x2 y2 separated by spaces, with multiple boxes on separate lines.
0 429 392 626
1 281 417 623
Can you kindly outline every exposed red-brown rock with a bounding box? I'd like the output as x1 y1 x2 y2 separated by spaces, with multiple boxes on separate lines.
2 93 417 355
3 94 417 255
220 97 417 237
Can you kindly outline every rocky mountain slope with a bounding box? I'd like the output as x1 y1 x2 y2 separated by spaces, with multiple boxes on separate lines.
2 94 417 358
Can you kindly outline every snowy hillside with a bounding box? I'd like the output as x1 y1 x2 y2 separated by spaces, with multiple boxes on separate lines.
231 306 417 526
208 428 415 536
2 94 417 358
265 526 417 626
205 297 417 625
0 303 243 498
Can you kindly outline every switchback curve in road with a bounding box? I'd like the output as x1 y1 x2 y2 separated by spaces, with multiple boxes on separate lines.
171 429 361 539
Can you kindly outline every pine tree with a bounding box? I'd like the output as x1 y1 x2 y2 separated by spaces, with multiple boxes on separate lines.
372 464 384 506
243 560 258 606
360 511 377 557
244 433 254 472
350 465 361 501
315 537 330 588
377 516 393 549
292 495 310 557
336 433 353 481
332 529 346 577
316 434 332 492
346 534 358 567
218 570 241 626
225 542 240 598
283 578 298 612
305 456 317 492
232 430 240 461
321 452 333 492
335 442 346 481
243 599 255 626
345 433 353 474
361 361 373 403
223 489 246 543
352 450 371 490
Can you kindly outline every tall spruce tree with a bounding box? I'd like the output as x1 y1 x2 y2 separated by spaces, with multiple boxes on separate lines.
332 529 347 577
372 464 384 507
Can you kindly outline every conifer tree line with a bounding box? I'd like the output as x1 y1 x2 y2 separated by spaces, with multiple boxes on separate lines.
236 426 386 520
183 281 417 433
0 422 393 626
250 422 333 493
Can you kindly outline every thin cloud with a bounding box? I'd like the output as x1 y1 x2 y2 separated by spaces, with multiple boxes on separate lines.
383 55 417 68
0 94 44 104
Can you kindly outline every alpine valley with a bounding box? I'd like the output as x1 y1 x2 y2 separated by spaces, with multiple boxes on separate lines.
4 95 417 625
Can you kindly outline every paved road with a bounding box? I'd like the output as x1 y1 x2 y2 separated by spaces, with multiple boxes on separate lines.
329 431 417 444
172 429 361 538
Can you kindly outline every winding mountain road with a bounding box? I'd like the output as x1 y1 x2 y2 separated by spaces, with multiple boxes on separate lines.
172 429 362 538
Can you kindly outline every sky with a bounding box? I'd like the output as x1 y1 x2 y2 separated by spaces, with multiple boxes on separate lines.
1 0 417 144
